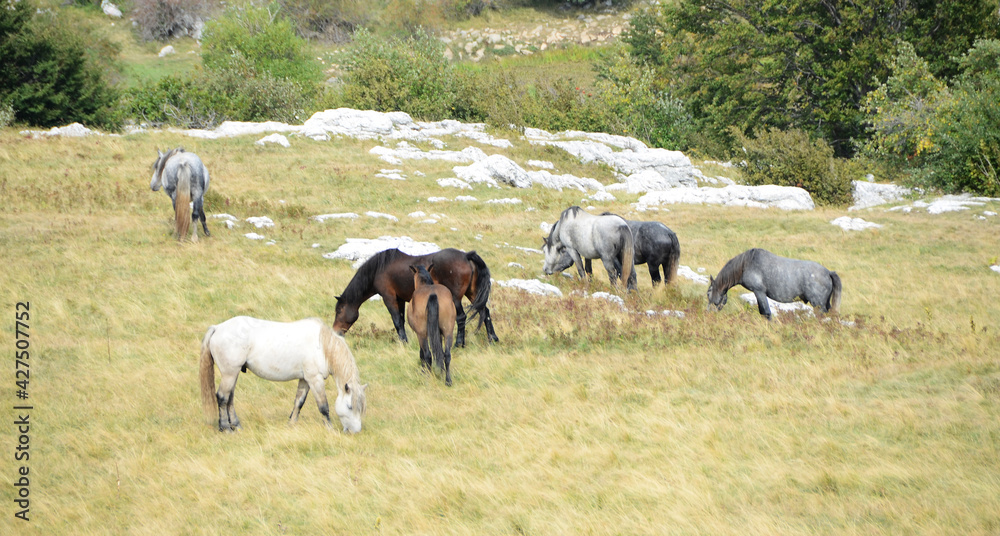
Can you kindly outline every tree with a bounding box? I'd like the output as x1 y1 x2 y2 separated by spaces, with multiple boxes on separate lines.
642 0 999 156
0 0 120 129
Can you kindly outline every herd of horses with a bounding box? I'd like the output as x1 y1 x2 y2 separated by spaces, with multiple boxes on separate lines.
153 148 842 434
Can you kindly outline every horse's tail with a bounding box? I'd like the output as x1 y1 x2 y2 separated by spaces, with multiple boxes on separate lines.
175 162 192 240
664 230 680 284
828 272 842 315
426 294 445 372
465 251 492 330
620 223 635 289
199 325 217 417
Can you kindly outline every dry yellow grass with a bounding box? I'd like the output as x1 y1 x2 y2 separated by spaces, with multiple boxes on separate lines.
1 127 998 535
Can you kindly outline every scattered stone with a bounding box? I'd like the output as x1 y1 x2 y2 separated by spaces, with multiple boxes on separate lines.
158 45 175 57
312 213 359 222
850 181 910 210
101 0 121 17
830 216 883 231
255 133 290 147
246 216 274 228
637 185 815 211
323 236 440 268
495 278 563 297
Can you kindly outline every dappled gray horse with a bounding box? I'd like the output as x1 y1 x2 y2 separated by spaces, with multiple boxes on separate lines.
150 148 210 241
707 248 842 320
542 206 636 291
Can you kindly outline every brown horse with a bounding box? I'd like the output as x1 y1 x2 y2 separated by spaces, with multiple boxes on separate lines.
407 265 457 385
333 248 499 346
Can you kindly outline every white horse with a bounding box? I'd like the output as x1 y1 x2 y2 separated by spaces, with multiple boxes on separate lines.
150 148 210 242
199 316 367 433
542 206 637 290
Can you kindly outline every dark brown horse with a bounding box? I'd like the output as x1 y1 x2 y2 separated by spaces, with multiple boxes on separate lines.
333 248 499 346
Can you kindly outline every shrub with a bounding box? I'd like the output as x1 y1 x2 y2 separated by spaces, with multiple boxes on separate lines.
200 2 322 90
732 127 854 206
862 40 1000 196
0 100 14 128
339 28 454 119
132 0 209 41
594 47 693 150
0 0 120 129
121 65 310 128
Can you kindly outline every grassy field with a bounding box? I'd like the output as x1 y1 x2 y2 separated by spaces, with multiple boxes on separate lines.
1 126 998 535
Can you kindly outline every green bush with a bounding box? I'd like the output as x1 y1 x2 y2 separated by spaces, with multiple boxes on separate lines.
201 3 322 90
0 100 13 128
863 40 1000 196
0 0 120 129
732 127 854 206
594 47 692 150
121 64 310 128
339 28 455 119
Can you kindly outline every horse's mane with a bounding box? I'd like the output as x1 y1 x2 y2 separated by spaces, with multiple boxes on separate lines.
547 206 582 244
715 248 761 290
154 147 185 181
340 248 407 302
319 323 366 415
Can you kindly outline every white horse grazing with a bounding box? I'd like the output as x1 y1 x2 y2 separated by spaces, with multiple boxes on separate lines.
150 147 210 242
542 206 637 290
199 317 367 433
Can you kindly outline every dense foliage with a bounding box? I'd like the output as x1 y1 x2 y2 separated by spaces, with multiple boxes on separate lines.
630 0 1000 156
338 28 456 119
864 40 1000 196
732 127 854 206
0 0 121 129
200 3 322 88
124 2 319 128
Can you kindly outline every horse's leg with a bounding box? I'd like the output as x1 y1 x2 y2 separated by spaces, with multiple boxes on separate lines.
195 196 210 237
306 377 333 429
568 249 587 280
649 263 662 287
384 296 408 342
584 258 593 278
753 289 773 320
288 379 310 424
483 307 499 343
419 338 432 371
444 335 453 387
453 296 467 348
215 372 239 432
600 256 622 288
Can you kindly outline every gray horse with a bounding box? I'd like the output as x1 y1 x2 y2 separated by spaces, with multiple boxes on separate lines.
150 148 210 241
553 216 681 287
542 206 636 291
707 248 842 320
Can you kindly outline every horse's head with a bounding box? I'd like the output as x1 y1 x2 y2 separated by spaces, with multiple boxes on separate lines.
332 296 358 335
334 381 367 434
411 264 435 287
150 149 165 191
706 276 728 310
541 238 570 275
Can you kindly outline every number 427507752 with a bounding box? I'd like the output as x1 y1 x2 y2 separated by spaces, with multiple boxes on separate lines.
15 302 30 391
